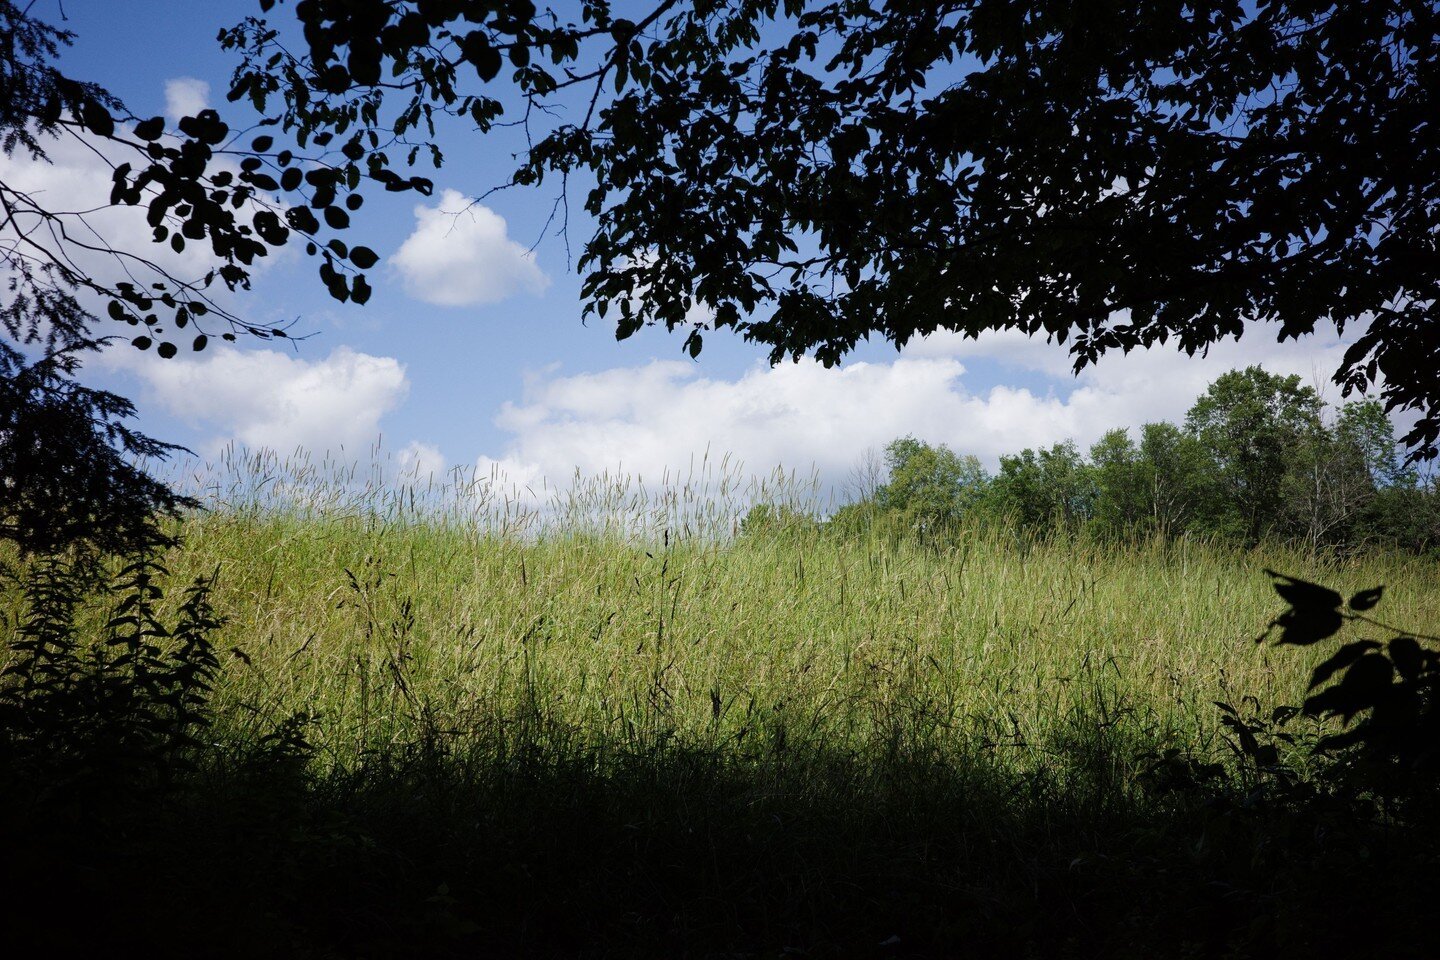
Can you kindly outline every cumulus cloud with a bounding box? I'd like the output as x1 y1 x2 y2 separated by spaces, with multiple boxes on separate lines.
906 323 1360 425
396 440 447 481
471 325 1365 496
390 189 548 306
164 77 210 121
106 344 410 456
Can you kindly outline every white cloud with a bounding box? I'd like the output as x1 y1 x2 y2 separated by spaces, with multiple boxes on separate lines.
164 77 210 121
396 440 447 481
390 189 548 306
472 325 1367 496
106 344 410 456
904 327 1076 376
906 322 1360 424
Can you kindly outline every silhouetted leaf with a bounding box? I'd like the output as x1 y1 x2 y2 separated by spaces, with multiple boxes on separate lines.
349 246 378 269
80 99 114 137
1349 587 1384 611
286 206 321 234
177 109 228 144
319 260 349 302
1269 606 1345 647
133 116 164 141
1305 653 1394 722
463 33 502 80
1270 705 1300 725
1309 640 1381 690
156 341 177 359
1267 570 1343 613
1389 636 1423 680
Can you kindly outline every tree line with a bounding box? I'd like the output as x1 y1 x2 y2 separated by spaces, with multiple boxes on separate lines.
747 366 1440 554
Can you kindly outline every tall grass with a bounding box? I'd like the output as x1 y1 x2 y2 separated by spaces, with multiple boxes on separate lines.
145 448 1440 769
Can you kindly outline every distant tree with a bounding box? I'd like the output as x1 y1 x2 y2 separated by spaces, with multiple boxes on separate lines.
1135 422 1218 538
738 502 819 539
824 498 882 540
875 436 987 540
1088 429 1147 536
231 0 1440 458
1283 400 1400 549
1185 367 1324 543
842 446 887 505
1358 474 1440 555
1087 426 1215 538
835 371 1435 552
987 442 1094 533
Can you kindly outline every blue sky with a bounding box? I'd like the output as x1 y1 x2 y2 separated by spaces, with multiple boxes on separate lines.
24 0 1366 499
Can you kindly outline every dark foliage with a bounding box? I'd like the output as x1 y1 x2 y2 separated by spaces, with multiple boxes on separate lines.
2 659 1438 958
230 0 1440 457
0 0 439 557
0 0 428 356
0 552 222 799
1261 569 1440 785
0 324 194 557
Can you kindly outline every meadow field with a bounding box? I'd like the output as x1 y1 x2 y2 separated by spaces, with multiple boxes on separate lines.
179 470 1436 773
4 453 1439 958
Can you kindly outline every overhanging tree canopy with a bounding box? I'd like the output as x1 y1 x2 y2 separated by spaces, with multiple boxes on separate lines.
226 0 1440 456
0 0 429 552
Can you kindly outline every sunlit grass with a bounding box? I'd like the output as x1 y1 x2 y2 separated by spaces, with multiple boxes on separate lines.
145 447 1440 771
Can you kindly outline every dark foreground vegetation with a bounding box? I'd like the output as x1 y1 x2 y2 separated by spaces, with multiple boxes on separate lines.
4 707 1437 959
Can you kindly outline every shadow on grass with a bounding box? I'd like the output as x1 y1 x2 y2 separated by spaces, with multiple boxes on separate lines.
3 719 1436 960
